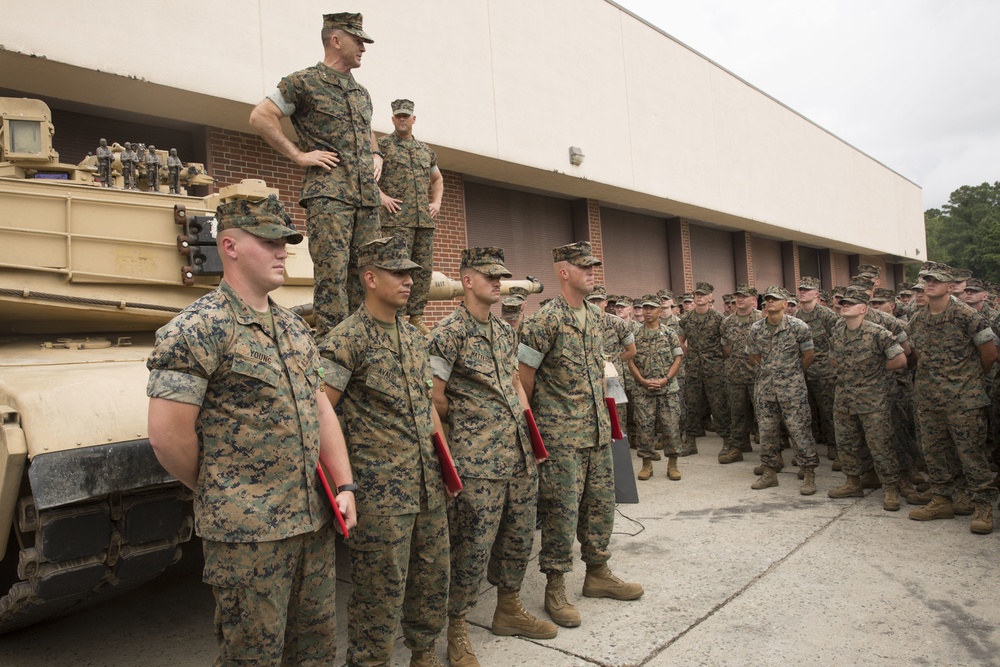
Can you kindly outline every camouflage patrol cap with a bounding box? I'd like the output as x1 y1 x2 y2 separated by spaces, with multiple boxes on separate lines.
616 295 632 307
733 284 758 297
391 98 414 115
849 275 875 290
897 282 914 296
587 285 608 302
693 281 714 295
552 241 602 267
912 279 926 291
355 236 421 270
681 293 694 303
786 295 799 305
857 263 881 278
215 195 303 244
461 247 513 278
501 298 524 314
323 12 374 43
819 290 832 303
506 285 530 300
870 288 895 302
952 267 973 282
632 297 644 307
656 289 674 301
917 261 956 282
832 286 847 298
840 286 870 305
965 277 988 291
762 285 789 300
640 293 661 308
798 276 820 290
722 294 735 304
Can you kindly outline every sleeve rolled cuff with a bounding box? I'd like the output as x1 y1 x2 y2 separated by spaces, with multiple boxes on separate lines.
973 328 995 346
517 343 544 369
266 88 295 116
321 358 352 391
622 333 635 346
146 369 207 406
430 355 453 382
673 347 684 358
799 340 815 351
885 343 904 360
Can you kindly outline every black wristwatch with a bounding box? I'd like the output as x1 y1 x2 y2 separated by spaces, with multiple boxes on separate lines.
337 483 359 494
373 150 386 159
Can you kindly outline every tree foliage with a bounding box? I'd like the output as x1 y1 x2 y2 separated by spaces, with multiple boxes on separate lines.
917 181 1000 283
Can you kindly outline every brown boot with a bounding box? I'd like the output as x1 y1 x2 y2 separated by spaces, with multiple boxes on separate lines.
410 647 445 667
799 467 817 496
907 490 933 505
637 459 653 481
678 435 698 457
908 495 955 521
897 476 918 502
754 454 784 476
582 563 644 600
831 456 843 472
859 469 882 489
408 314 431 335
952 491 974 515
446 617 479 667
492 590 558 639
544 573 581 627
718 448 744 464
882 483 901 511
751 467 779 490
828 475 864 498
971 503 994 535
667 456 682 481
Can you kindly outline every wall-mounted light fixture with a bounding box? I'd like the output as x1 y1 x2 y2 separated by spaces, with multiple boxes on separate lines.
569 146 585 166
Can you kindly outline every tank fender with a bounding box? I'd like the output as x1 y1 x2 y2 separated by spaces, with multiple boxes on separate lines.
0 406 28 554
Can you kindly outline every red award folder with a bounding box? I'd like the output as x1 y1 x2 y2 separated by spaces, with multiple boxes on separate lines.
316 463 349 539
606 398 624 440
432 432 464 493
524 409 549 460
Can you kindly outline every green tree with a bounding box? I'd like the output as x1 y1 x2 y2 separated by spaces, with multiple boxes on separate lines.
920 181 1000 283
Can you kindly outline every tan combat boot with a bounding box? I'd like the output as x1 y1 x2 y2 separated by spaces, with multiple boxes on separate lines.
582 563 644 600
446 616 479 667
492 590 558 639
828 475 864 498
952 491 974 515
751 467 779 490
408 314 431 335
859 469 882 489
799 467 817 496
882 483 901 511
897 476 919 503
667 456 682 481
637 459 653 481
544 573 581 627
410 647 444 667
970 503 994 535
718 447 744 464
908 495 955 521
754 454 784 476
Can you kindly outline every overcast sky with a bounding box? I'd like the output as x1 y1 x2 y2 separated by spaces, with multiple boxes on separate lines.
615 0 1000 211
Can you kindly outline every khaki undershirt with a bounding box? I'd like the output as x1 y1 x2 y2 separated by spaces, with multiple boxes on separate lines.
374 316 400 353
569 304 587 329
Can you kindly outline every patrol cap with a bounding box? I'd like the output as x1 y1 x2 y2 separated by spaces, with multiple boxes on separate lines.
640 293 661 308
762 285 789 301
215 195 303 244
501 298 524 313
656 289 674 301
391 98 414 115
965 277 988 292
616 295 632 307
870 288 895 302
681 293 694 303
722 294 735 304
912 279 926 291
832 286 847 298
798 276 820 290
917 261 957 282
786 295 799 305
840 286 870 305
506 285 529 300
632 297 644 307
552 241 602 267
693 281 714 295
733 284 758 297
897 282 915 296
819 290 832 303
587 285 608 302
849 275 875 290
857 263 881 278
461 247 512 278
355 236 421 270
323 12 374 43
952 267 973 283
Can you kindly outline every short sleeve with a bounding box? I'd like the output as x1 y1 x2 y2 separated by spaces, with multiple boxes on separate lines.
145 314 221 406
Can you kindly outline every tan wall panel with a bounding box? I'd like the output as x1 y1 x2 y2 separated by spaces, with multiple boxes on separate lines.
689 224 735 302
754 237 784 289
600 208 671 298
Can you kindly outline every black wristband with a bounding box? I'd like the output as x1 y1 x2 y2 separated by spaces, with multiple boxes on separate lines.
337 483 358 494
373 150 386 159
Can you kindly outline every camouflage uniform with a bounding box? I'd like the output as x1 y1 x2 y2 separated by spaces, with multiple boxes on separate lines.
678 292 733 450
319 302 449 665
270 47 381 337
428 301 537 617
630 320 684 459
147 278 336 666
518 295 614 574
864 305 918 472
377 103 439 317
795 282 840 450
745 310 819 470
720 305 763 452
908 297 999 505
830 316 905 483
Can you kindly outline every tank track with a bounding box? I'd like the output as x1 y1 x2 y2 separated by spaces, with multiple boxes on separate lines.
0 483 193 633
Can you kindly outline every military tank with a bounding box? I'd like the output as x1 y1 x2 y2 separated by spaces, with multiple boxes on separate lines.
0 97 541 632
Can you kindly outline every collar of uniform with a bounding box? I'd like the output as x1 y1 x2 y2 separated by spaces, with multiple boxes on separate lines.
554 294 592 331
458 301 494 340
356 302 404 350
316 61 356 89
219 280 281 332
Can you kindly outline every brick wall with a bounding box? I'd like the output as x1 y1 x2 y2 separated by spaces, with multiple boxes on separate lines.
586 199 606 286
423 170 468 326
679 219 694 292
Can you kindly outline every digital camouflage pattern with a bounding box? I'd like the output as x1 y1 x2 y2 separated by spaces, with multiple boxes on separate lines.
630 323 684 458
678 307 732 447
202 523 337 666
745 314 819 469
377 132 439 229
830 319 905 482
319 303 449 664
797 303 842 447
518 295 614 574
146 280 330 542
214 194 303 243
721 309 763 450
600 311 635 377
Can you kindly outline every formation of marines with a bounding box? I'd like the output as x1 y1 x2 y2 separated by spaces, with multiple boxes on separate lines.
143 10 1000 667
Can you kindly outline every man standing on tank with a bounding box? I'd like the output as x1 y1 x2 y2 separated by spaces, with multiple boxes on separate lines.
250 12 383 338
146 195 357 666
